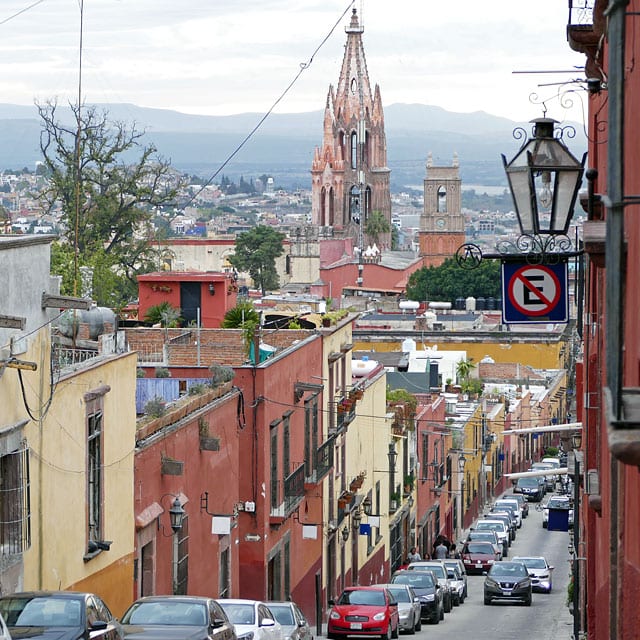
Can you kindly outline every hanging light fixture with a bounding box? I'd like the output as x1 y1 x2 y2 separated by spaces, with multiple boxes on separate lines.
502 117 586 238
341 525 350 542
362 496 372 515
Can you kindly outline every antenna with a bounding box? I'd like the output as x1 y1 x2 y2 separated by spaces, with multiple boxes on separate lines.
73 0 84 296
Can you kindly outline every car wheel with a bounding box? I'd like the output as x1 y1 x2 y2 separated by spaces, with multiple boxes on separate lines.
415 615 421 632
484 595 492 605
379 626 390 640
453 594 460 606
391 622 398 639
444 595 451 613
524 593 532 606
547 584 553 593
327 634 338 640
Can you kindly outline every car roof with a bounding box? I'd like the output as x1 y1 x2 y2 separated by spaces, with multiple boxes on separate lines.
0 592 87 600
343 586 388 591
132 596 209 603
512 556 546 562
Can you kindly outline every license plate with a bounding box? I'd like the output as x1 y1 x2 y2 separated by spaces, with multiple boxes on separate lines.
502 590 512 595
350 623 363 630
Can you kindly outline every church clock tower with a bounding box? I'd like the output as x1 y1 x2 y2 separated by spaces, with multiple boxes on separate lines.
419 153 466 267
310 8 391 247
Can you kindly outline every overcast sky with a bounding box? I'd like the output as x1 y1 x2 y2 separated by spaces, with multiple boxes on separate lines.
0 0 588 124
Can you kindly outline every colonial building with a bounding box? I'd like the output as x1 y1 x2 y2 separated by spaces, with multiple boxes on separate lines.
419 153 466 267
311 8 391 249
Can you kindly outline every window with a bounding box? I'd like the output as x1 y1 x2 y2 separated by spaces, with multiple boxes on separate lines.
351 132 358 169
174 515 189 594
0 447 30 555
87 405 103 546
271 427 279 511
219 546 230 598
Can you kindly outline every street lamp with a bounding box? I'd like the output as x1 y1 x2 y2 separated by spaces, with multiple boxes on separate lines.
503 117 586 239
455 116 586 270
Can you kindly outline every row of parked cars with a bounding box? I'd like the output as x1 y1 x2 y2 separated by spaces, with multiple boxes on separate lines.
326 557 469 638
0 593 313 640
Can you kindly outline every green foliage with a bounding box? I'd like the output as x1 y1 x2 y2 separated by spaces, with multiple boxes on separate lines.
188 383 208 395
545 446 560 457
364 210 391 246
386 388 418 417
144 396 166 417
461 378 483 395
456 357 476 384
37 100 182 305
154 367 171 378
288 318 302 329
221 301 260 328
144 301 182 327
228 225 285 295
406 257 501 303
210 364 235 386
136 368 146 378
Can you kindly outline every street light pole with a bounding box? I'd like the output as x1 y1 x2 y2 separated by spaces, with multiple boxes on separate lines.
573 454 581 640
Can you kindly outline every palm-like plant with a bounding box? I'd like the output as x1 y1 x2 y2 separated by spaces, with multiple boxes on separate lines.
144 301 181 327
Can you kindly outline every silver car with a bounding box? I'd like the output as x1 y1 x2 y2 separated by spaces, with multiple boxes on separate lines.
512 556 554 593
444 564 466 604
377 584 421 634
264 602 312 640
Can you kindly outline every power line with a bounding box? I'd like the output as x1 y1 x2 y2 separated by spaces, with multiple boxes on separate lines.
0 0 47 26
182 0 356 208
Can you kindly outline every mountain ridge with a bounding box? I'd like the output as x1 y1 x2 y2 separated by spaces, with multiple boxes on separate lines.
0 102 587 190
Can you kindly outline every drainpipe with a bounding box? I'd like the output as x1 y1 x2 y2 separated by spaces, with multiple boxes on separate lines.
603 2 628 639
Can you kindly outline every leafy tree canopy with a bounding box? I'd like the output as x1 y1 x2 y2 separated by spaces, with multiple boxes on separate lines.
364 210 390 246
406 257 501 304
38 100 182 306
227 225 285 295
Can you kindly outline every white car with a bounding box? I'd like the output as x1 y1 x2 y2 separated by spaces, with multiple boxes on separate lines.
513 556 554 593
0 611 9 640
542 495 574 528
444 564 466 605
217 599 283 640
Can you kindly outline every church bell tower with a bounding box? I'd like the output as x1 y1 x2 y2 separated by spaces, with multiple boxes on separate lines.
310 8 391 247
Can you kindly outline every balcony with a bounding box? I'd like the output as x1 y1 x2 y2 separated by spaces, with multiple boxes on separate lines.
315 436 335 483
270 464 305 524
567 0 605 79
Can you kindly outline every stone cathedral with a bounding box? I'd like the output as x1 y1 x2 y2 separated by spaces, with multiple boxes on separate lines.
310 8 391 247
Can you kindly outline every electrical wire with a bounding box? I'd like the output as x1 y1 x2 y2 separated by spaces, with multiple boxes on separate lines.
0 0 47 26
181 0 356 210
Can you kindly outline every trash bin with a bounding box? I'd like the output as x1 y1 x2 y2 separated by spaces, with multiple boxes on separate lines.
548 508 569 531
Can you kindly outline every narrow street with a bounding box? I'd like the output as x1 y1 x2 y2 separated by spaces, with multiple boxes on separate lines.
405 501 575 640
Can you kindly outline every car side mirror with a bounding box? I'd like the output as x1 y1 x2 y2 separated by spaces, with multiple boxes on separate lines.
90 621 108 631
482 571 488 576
212 618 226 629
328 599 335 606
549 566 554 571
260 618 276 628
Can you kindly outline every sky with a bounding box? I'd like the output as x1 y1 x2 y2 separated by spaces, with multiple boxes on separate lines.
0 0 589 125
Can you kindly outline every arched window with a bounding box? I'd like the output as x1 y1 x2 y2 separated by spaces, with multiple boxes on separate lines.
437 186 447 213
320 187 326 226
364 186 372 221
349 185 361 223
351 132 358 169
329 187 335 226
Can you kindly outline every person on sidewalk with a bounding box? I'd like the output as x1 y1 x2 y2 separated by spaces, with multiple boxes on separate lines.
434 539 448 559
407 546 421 562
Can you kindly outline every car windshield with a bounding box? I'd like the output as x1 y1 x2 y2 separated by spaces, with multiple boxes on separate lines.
218 603 255 625
489 563 528 578
123 601 206 626
464 543 494 554
516 558 546 569
416 565 444 579
0 597 82 628
476 522 504 533
517 478 539 487
387 588 410 603
338 590 386 606
268 607 295 625
468 532 496 541
392 573 434 588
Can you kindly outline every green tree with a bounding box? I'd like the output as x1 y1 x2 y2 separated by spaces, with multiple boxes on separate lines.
406 257 501 303
456 357 476 385
228 225 285 295
37 100 182 306
144 301 182 327
364 210 391 246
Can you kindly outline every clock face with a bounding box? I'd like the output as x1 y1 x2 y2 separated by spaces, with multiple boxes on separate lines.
435 218 446 229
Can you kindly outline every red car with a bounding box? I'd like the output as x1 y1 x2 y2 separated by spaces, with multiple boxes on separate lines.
327 586 399 640
461 541 500 575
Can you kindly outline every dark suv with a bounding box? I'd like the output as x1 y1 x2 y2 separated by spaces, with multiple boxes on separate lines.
514 476 544 501
390 570 444 624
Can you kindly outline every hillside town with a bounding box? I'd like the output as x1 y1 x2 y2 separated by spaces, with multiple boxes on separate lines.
0 4 638 640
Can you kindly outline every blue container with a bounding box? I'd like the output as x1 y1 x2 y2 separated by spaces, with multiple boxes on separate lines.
548 508 569 531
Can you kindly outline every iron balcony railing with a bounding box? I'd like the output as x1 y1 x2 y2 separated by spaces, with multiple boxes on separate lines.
284 464 305 514
568 0 594 26
316 436 335 481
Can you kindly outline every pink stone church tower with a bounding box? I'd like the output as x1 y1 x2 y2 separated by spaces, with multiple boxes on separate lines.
310 8 391 247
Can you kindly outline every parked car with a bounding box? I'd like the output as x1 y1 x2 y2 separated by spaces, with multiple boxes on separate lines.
0 591 123 640
376 584 421 634
216 600 283 640
406 561 453 613
327 586 399 640
264 602 312 640
542 495 574 528
465 529 502 560
443 558 468 599
493 498 522 528
0 612 10 640
486 511 516 542
512 556 554 593
483 561 532 606
121 595 236 640
445 564 465 605
530 462 557 491
460 541 499 575
390 569 444 625
510 493 529 518
473 519 510 557
514 476 544 502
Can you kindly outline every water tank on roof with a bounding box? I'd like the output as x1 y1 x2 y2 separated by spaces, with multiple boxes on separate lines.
428 301 452 311
455 297 465 310
399 300 420 312
57 307 116 340
402 338 417 352
352 358 378 377
466 296 476 311
476 297 486 311
487 297 496 310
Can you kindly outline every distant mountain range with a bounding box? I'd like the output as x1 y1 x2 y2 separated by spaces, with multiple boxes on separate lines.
0 102 587 191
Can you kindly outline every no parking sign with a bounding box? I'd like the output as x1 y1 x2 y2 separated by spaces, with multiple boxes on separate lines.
502 262 569 323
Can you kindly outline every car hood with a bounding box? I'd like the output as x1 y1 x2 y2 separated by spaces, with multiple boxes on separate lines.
332 604 387 617
122 624 208 640
462 552 494 560
8 627 82 640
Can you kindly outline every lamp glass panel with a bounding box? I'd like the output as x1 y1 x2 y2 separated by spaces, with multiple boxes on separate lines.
506 169 536 234
551 169 582 233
